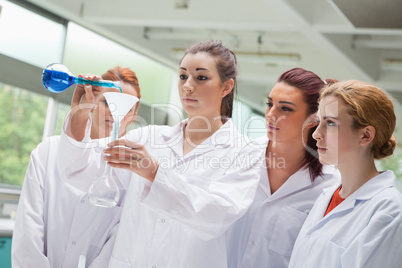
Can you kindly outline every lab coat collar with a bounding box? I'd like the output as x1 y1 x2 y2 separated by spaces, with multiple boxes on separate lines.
160 118 237 158
310 182 343 224
262 164 313 200
312 170 395 225
259 138 337 200
350 170 395 201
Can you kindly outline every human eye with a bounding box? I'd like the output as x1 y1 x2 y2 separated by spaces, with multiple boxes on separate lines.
326 120 337 126
197 75 208 80
179 74 187 80
282 106 293 112
266 101 273 107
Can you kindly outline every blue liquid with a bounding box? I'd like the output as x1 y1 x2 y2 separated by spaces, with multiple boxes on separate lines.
42 69 122 93
42 69 75 93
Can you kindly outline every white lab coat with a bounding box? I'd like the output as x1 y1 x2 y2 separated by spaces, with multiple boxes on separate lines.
226 136 340 268
57 118 265 268
289 170 402 268
12 135 128 268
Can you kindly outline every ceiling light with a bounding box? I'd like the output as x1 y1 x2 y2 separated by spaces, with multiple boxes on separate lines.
381 59 402 71
175 0 189 9
353 35 402 50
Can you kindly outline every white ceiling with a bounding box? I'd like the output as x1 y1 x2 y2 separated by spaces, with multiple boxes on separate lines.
22 0 402 115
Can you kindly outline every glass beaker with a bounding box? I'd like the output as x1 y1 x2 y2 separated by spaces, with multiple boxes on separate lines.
88 164 120 207
88 92 139 207
42 63 122 93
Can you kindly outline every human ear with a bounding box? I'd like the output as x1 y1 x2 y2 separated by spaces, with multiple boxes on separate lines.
360 125 375 146
221 78 234 98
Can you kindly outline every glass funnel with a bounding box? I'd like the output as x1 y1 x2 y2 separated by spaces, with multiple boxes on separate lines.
88 92 139 207
42 63 122 93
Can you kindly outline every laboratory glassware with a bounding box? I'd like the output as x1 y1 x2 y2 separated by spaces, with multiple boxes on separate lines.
88 92 139 207
42 63 122 93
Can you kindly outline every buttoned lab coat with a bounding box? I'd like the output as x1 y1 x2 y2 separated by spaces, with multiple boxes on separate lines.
289 170 402 268
227 137 340 268
58 117 265 268
12 136 128 268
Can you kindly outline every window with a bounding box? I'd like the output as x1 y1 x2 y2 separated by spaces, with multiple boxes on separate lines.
63 22 175 106
232 100 266 139
0 0 65 68
0 83 48 186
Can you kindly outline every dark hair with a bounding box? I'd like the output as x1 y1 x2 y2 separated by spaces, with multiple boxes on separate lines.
277 68 336 180
102 66 141 99
180 40 238 119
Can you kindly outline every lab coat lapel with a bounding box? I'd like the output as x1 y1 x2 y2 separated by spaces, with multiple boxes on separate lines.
307 183 341 226
159 119 235 160
160 120 186 158
306 171 396 234
320 171 395 222
267 166 313 201
258 166 271 198
308 182 363 235
185 119 236 159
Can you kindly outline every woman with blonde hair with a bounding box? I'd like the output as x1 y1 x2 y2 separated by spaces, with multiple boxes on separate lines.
289 80 402 268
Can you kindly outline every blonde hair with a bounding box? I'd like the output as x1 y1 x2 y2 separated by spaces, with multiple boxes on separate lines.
320 80 397 159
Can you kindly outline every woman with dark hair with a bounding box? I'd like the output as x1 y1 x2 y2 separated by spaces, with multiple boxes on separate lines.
226 68 340 268
57 40 263 267
289 80 402 268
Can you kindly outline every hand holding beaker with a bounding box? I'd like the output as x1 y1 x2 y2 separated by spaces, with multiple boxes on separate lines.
104 139 159 183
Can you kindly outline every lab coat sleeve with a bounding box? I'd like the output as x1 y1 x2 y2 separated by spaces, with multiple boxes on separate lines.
141 142 264 240
341 212 402 268
57 112 106 191
11 149 51 268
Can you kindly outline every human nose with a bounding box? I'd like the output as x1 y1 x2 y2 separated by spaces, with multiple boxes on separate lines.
183 77 195 92
312 122 323 141
265 105 277 122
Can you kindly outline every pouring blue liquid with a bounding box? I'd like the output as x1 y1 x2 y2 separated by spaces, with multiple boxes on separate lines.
42 63 122 93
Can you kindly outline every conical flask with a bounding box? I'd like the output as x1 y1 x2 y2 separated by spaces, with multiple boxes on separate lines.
42 63 122 93
88 92 139 207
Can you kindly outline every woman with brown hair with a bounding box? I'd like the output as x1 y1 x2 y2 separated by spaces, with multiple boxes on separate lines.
57 40 263 268
289 80 402 268
227 68 340 268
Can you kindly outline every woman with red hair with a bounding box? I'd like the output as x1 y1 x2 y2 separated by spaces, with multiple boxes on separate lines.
289 80 402 268
227 68 340 268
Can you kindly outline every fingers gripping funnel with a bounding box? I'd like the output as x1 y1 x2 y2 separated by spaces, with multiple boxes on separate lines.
103 92 139 141
88 92 139 208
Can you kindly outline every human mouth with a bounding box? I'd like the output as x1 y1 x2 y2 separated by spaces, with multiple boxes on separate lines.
106 119 114 126
267 124 279 131
183 97 198 102
317 146 327 153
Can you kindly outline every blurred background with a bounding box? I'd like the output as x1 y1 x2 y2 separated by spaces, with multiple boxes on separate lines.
0 0 401 265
